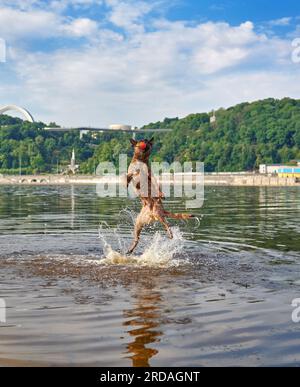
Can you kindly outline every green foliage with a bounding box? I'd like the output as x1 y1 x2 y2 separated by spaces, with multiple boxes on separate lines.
0 98 299 174
143 98 300 171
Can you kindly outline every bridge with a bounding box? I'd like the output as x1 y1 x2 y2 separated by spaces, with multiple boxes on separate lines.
0 105 171 137
43 124 172 139
0 105 35 122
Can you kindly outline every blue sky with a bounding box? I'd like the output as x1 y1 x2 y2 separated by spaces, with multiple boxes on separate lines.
0 0 300 126
169 0 300 26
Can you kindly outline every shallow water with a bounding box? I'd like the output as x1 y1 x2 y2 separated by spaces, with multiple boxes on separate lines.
0 185 300 366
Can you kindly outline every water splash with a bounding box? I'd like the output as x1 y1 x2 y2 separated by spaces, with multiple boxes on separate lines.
98 225 185 267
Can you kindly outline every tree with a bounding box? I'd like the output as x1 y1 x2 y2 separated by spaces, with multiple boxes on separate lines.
0 97 299 174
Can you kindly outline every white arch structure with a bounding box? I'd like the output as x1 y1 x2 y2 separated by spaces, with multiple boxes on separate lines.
0 104 35 122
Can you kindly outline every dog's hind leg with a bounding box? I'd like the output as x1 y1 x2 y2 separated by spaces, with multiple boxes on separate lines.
157 216 173 239
127 218 145 255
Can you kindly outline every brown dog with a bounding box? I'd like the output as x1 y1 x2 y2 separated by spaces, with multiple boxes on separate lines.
126 138 193 254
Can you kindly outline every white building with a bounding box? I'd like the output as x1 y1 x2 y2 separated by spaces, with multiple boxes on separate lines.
62 149 79 175
210 111 216 124
259 164 295 175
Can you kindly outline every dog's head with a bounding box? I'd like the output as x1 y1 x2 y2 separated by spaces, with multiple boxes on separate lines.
130 138 154 161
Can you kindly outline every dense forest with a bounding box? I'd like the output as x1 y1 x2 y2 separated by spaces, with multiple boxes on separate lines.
0 97 299 174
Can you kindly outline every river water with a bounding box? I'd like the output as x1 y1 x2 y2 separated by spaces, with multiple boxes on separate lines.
0 185 299 366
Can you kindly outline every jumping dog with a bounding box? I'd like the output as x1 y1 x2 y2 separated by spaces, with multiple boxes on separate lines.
126 138 194 254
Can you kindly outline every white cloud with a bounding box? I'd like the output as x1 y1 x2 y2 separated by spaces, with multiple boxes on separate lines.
0 0 103 11
49 0 104 13
0 1 41 10
0 6 62 40
0 1 298 127
105 0 155 33
0 5 103 42
63 18 99 37
268 17 292 27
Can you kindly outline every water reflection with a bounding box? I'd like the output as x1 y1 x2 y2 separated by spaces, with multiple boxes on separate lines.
123 285 163 367
1 184 300 367
0 185 299 253
71 185 75 229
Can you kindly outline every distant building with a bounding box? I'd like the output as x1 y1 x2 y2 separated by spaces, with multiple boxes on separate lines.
109 124 132 130
62 149 79 175
259 164 295 175
80 130 90 139
80 130 98 140
210 111 216 124
278 167 300 178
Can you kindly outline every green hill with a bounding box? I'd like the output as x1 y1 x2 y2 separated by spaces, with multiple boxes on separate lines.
0 97 299 174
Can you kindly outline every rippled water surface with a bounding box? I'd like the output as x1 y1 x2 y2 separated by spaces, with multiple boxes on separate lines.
0 185 300 366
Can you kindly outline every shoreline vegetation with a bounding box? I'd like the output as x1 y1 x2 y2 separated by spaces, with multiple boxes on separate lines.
0 97 299 176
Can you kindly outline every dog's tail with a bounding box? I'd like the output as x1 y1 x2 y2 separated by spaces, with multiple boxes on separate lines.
164 211 195 220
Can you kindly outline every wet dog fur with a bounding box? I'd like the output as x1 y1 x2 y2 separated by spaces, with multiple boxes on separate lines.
126 138 193 254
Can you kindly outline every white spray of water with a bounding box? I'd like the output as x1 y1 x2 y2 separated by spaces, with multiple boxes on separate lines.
98 225 185 267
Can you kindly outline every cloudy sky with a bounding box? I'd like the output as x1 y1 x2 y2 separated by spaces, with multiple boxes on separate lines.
0 0 300 126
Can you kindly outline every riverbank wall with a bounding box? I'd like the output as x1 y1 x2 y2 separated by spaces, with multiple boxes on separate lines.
0 173 299 186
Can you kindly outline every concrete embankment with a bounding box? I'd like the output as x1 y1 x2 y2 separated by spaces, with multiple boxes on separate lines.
0 173 299 186
0 175 103 185
204 173 299 186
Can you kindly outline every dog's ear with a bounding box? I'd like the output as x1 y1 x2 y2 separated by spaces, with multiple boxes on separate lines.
130 139 137 147
149 137 154 145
